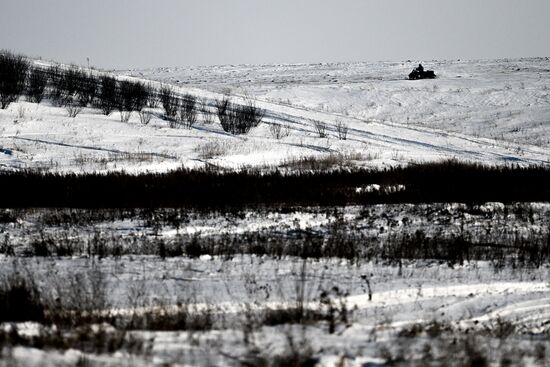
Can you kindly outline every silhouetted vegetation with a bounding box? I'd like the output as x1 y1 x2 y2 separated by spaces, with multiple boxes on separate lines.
97 75 117 115
179 93 198 128
117 79 149 120
160 85 178 123
0 51 29 109
0 160 549 208
0 274 45 323
216 97 264 134
26 67 48 103
0 51 157 121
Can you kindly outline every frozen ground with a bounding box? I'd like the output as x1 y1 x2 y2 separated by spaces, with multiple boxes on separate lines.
2 57 550 366
1 58 549 173
1 205 549 365
126 57 550 151
2 256 550 366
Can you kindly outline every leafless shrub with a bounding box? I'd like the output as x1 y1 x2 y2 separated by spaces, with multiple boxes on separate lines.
98 75 116 115
313 120 327 138
168 118 179 129
50 66 94 108
66 100 83 118
117 80 149 114
203 110 215 125
147 90 159 108
16 105 26 120
0 51 29 109
200 98 214 124
280 152 362 171
138 110 152 125
194 139 228 159
159 86 178 121
215 96 230 125
120 111 132 123
179 94 197 128
335 119 348 140
216 97 264 135
269 123 290 139
318 285 352 334
27 67 48 103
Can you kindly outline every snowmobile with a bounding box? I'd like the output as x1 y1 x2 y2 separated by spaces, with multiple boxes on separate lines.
408 69 436 80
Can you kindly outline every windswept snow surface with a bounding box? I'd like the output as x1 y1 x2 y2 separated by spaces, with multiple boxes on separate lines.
2 255 550 366
126 57 550 160
1 204 550 365
1 58 549 173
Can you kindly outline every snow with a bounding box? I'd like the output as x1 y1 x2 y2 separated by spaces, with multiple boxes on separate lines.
2 254 549 365
2 57 550 365
1 58 550 173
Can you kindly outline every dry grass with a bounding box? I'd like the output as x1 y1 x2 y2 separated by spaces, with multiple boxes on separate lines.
280 152 363 171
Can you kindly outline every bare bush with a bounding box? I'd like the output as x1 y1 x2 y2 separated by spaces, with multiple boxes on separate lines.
269 123 290 139
58 67 97 107
47 66 98 108
216 97 264 135
0 51 29 109
200 98 214 124
335 119 348 140
179 94 197 129
159 86 178 121
77 73 97 107
138 111 153 125
120 111 132 123
133 82 150 112
194 139 228 159
17 105 26 120
66 100 83 118
47 65 66 106
116 80 132 120
97 75 117 115
27 67 48 103
313 120 327 138
215 96 230 126
147 84 159 108
203 111 215 125
114 80 150 122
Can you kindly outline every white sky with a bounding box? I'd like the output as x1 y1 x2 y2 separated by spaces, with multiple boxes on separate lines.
1 0 549 69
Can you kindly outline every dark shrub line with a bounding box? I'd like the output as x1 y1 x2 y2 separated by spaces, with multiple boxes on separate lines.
0 160 549 208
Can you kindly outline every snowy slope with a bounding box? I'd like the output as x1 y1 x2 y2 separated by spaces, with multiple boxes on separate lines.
1 58 549 173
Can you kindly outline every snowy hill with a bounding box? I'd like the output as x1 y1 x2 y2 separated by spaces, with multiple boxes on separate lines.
1 57 549 173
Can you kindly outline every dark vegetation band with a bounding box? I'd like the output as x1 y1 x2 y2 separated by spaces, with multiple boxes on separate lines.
1 160 549 208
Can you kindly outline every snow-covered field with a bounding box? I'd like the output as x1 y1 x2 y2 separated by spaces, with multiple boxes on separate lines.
1 58 550 173
2 57 550 366
1 204 550 365
2 255 550 366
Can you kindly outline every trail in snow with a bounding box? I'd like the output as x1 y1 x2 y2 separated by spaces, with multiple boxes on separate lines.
2 57 548 173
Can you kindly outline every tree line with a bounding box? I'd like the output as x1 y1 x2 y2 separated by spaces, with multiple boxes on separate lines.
0 50 264 134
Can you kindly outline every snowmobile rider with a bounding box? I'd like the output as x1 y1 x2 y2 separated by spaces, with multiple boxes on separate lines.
416 64 424 73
